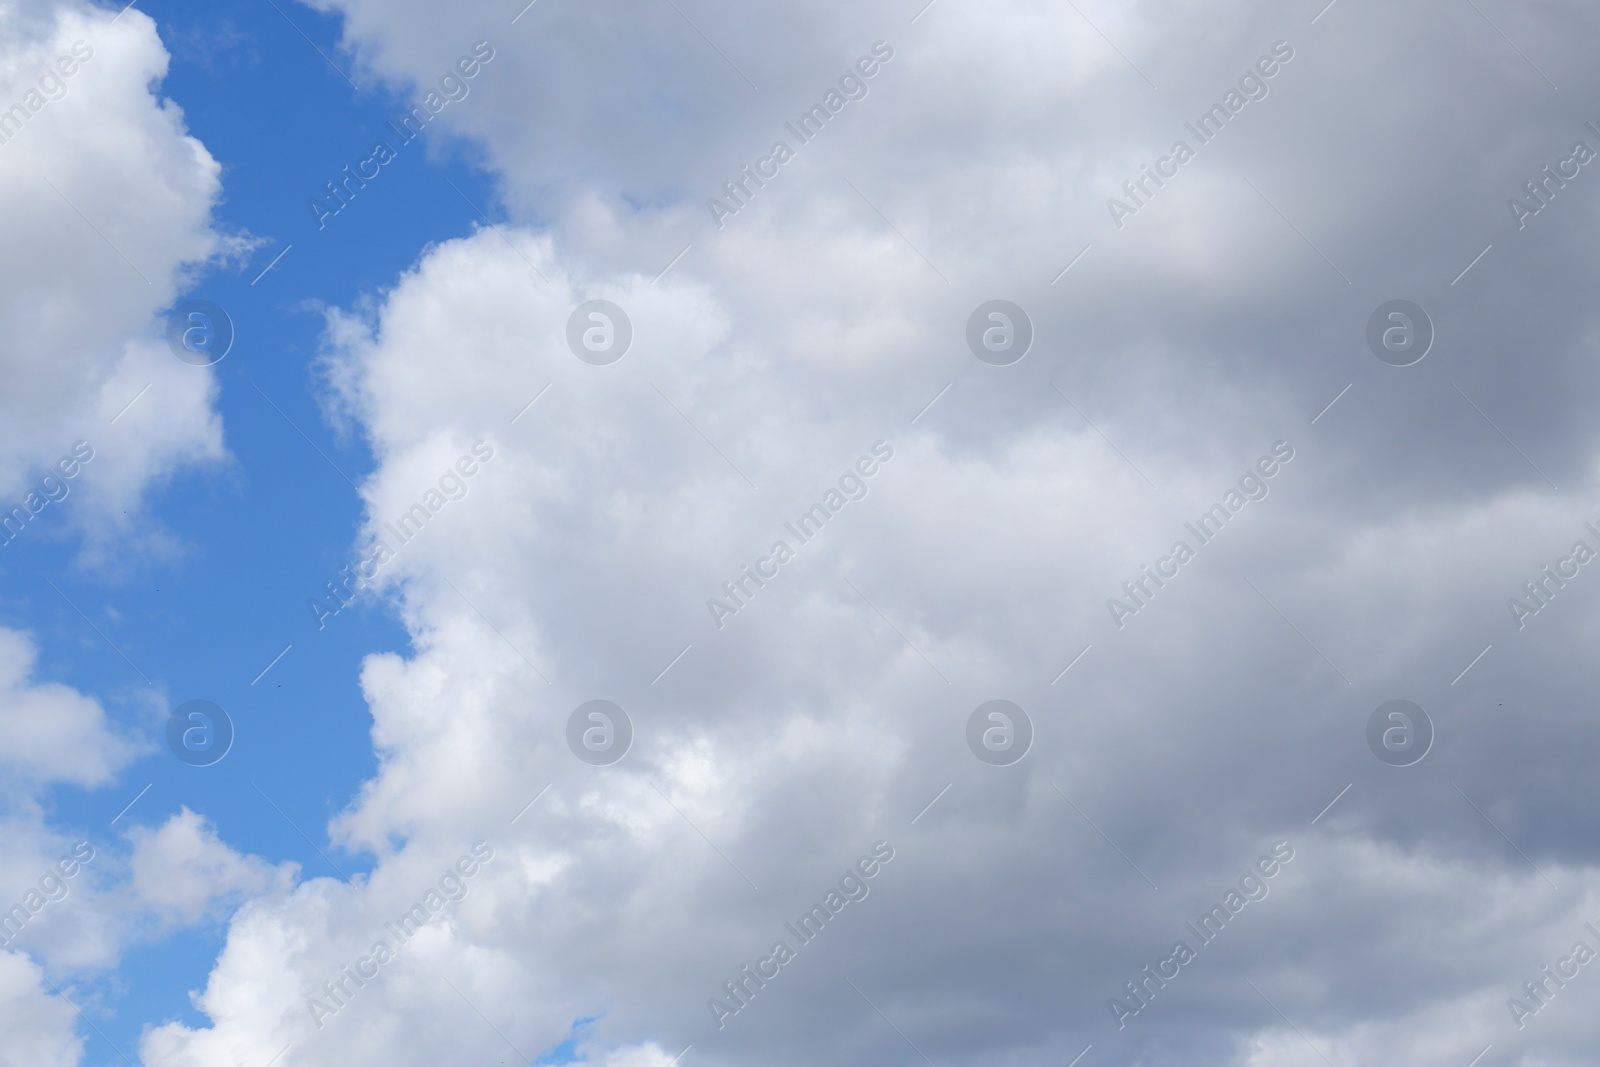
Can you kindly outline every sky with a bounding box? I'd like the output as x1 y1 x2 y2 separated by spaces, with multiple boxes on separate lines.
1 0 1599 1065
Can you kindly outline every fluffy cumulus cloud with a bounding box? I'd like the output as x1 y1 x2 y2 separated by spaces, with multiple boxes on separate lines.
0 0 228 537
0 950 82 1067
144 1 1600 1066
0 626 137 786
0 766 292 1063
127 809 296 927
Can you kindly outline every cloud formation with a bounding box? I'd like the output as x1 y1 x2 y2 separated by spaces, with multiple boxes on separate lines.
19 0 1600 1066
0 0 229 537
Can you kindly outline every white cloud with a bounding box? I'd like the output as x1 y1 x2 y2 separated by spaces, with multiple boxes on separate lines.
0 0 231 531
0 626 137 787
0 951 82 1067
127 809 296 927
